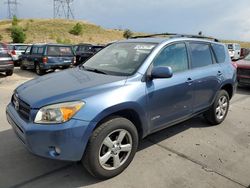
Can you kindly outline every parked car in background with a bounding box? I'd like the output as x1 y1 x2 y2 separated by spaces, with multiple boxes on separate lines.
74 43 105 65
226 43 241 61
240 48 250 59
8 44 31 66
20 43 76 75
236 53 250 86
6 34 237 179
0 42 14 76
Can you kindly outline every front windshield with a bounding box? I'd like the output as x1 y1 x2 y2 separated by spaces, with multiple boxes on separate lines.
244 54 250 61
83 42 156 76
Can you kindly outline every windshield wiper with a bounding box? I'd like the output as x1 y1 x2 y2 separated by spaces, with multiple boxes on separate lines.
81 66 108 75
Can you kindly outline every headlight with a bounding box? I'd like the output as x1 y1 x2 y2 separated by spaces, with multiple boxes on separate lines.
34 101 85 124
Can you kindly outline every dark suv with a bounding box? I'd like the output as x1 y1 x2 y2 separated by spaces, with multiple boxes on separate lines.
20 44 75 75
74 43 105 65
6 34 236 179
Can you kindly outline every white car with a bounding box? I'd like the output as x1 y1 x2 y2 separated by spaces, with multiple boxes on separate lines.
8 44 31 66
226 43 241 61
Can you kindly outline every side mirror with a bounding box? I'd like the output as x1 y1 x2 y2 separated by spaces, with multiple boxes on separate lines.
150 66 173 79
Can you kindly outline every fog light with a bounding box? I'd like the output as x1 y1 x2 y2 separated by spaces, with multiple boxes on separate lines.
49 146 61 157
55 147 61 154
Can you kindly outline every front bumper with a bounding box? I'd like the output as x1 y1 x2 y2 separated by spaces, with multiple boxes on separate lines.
6 103 93 161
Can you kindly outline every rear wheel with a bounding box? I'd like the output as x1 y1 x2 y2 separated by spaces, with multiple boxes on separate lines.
204 90 229 125
82 117 138 179
35 63 44 75
6 70 13 76
62 65 70 69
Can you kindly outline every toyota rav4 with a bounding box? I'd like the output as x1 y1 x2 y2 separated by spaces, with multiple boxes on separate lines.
6 34 237 179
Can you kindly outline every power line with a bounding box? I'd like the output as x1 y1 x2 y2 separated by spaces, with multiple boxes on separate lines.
53 0 74 19
4 0 18 19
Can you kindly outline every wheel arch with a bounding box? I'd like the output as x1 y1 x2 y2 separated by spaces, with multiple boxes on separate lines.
90 103 149 140
221 83 233 99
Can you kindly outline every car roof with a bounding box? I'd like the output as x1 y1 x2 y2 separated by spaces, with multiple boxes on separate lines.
33 43 72 47
8 43 31 46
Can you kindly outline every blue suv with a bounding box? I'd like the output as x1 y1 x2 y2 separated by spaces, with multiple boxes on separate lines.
6 34 237 179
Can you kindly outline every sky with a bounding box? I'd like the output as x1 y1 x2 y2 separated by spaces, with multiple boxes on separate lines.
1 0 250 41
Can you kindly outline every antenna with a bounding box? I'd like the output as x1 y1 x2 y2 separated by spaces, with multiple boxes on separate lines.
53 0 74 19
5 0 18 19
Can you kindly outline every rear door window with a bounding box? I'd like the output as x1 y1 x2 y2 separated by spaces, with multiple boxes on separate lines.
47 46 73 56
37 47 44 54
211 44 226 63
189 43 213 69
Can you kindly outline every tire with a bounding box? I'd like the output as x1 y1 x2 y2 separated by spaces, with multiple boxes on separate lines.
82 117 139 179
6 70 13 76
20 63 26 70
62 65 70 69
35 63 44 75
204 90 230 125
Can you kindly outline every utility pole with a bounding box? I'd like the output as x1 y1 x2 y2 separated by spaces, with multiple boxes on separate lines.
5 0 18 19
53 0 74 19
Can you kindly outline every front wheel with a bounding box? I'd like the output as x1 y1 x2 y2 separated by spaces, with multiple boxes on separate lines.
204 90 230 125
82 117 138 179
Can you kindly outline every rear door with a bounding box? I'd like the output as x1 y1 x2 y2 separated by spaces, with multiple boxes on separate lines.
188 42 222 112
26 46 38 68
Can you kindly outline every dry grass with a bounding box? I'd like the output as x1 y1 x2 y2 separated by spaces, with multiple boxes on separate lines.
0 19 125 44
222 40 250 48
1 19 250 48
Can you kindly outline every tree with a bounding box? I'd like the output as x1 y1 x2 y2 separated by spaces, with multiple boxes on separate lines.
12 15 19 26
11 26 26 43
123 29 133 39
0 34 2 41
69 23 83 35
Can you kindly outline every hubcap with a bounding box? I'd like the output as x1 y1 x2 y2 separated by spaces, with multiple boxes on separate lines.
216 96 228 120
99 129 132 170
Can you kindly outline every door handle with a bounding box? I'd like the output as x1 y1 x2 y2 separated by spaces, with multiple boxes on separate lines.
186 78 193 84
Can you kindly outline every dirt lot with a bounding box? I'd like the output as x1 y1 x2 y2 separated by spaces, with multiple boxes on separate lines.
0 68 250 188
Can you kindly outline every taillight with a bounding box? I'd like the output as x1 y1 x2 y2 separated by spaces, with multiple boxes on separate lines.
42 57 48 64
8 61 13 64
11 50 16 55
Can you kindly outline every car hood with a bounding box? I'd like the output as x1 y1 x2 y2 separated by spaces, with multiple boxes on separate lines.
16 67 127 108
236 59 250 68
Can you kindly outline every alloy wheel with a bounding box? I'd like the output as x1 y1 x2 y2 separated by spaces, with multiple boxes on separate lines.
98 129 132 171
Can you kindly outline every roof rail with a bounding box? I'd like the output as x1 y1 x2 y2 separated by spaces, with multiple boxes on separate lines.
130 33 220 42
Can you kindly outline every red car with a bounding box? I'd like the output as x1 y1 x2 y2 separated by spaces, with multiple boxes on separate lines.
236 54 250 85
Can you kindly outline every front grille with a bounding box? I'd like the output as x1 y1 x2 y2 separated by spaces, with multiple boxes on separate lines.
12 94 31 121
237 68 250 76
